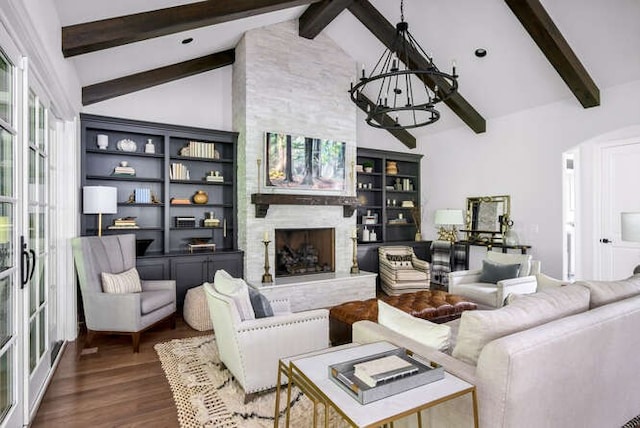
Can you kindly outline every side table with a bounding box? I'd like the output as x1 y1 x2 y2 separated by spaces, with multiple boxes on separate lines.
276 341 478 427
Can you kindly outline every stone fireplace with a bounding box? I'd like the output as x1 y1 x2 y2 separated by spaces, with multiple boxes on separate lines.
232 20 357 283
275 228 335 277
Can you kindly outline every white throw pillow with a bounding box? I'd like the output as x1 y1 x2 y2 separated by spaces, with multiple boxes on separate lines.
213 269 255 321
377 300 451 352
452 284 590 365
101 267 142 294
486 252 532 277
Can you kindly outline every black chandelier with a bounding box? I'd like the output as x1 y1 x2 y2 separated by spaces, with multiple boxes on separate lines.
349 0 458 130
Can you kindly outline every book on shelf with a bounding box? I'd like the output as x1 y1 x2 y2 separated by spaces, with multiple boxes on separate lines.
353 355 418 388
134 188 151 203
169 162 190 180
170 198 191 205
179 141 215 159
108 225 140 229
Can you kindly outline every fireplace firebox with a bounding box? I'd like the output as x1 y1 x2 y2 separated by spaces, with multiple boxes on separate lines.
275 228 335 277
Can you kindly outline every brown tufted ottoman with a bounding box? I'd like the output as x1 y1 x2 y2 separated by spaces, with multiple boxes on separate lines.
329 290 477 345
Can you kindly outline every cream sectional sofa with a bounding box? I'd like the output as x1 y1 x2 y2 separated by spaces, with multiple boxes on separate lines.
352 275 640 428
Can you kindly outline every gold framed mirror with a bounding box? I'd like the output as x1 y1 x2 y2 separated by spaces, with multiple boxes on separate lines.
464 195 511 243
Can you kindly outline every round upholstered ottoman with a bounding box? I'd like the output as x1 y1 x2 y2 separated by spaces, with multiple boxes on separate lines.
183 285 213 331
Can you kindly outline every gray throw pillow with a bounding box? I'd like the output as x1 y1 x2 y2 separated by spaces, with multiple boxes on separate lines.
248 287 274 318
479 260 520 284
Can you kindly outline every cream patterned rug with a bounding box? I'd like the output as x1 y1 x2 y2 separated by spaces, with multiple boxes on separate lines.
155 335 341 427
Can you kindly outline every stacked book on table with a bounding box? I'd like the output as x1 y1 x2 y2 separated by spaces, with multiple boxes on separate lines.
108 217 139 229
353 355 418 388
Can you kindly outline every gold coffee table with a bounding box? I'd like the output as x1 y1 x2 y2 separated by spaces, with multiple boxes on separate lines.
275 341 478 427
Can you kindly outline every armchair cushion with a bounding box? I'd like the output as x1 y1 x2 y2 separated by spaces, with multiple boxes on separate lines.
378 300 451 352
101 267 142 294
479 260 520 284
386 254 413 269
214 269 255 320
140 290 175 315
486 252 532 277
248 287 274 318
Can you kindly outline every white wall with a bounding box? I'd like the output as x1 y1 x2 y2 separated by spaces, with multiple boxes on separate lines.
418 79 640 279
83 67 232 129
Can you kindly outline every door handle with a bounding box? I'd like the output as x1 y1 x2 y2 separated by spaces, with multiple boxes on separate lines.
28 249 36 281
20 236 30 288
600 238 612 244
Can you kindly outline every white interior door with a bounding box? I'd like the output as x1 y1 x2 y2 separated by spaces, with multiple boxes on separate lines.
24 87 51 416
599 141 640 280
0 38 24 428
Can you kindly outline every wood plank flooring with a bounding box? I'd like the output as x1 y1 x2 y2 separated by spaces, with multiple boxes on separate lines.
32 319 209 428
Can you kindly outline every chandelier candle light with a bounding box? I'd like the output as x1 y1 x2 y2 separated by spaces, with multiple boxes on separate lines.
349 0 458 130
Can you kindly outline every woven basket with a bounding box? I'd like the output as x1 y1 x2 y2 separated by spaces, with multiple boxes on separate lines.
183 285 213 331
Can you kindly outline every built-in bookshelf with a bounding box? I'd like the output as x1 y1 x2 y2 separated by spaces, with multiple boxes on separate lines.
80 114 243 306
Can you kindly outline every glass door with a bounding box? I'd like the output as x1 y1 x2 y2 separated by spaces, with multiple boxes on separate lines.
0 45 23 428
25 89 50 412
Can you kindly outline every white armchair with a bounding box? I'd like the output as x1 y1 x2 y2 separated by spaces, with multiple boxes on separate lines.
203 276 329 402
449 251 541 308
378 246 431 296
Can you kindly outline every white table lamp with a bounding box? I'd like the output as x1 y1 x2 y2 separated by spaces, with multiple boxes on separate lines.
83 186 118 236
434 209 464 243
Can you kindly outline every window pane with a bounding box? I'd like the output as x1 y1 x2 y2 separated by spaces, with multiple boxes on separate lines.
39 311 45 358
29 320 36 373
0 347 13 421
28 91 35 146
37 101 45 150
0 203 12 272
0 276 11 348
0 130 12 197
38 154 45 204
0 52 11 125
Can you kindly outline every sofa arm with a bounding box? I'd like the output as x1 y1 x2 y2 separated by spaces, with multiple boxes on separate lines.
83 292 141 331
141 279 176 292
536 273 570 291
497 275 538 306
412 257 430 273
235 309 330 392
449 269 482 286
352 320 476 384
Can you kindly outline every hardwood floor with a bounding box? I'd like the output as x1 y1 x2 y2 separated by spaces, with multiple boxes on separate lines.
32 319 209 428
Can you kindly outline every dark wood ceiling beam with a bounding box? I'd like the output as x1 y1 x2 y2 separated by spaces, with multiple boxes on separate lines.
63 0 322 57
299 0 353 39
355 93 416 149
504 0 599 108
347 0 486 134
82 50 235 106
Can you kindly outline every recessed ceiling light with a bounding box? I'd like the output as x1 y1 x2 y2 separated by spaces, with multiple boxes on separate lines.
475 48 487 58
181 38 194 45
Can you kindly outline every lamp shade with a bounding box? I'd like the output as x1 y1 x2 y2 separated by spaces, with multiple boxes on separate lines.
621 212 640 242
83 186 118 214
434 209 464 226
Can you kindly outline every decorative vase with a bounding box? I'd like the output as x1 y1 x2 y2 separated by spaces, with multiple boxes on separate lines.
364 166 373 173
386 161 398 175
193 190 208 204
97 134 108 150
144 138 155 154
504 229 519 246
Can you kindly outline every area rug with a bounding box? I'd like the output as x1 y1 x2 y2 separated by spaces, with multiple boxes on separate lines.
155 335 340 427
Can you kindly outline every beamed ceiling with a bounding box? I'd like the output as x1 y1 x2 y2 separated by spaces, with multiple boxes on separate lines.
55 0 640 147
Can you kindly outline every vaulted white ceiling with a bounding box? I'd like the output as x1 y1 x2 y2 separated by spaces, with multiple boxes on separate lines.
54 0 640 137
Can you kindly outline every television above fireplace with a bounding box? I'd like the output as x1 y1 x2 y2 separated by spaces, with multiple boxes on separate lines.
265 131 346 191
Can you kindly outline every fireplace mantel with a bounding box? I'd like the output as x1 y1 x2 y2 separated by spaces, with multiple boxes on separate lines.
251 193 358 218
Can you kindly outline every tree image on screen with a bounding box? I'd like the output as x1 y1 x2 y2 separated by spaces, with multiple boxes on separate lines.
266 132 346 190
